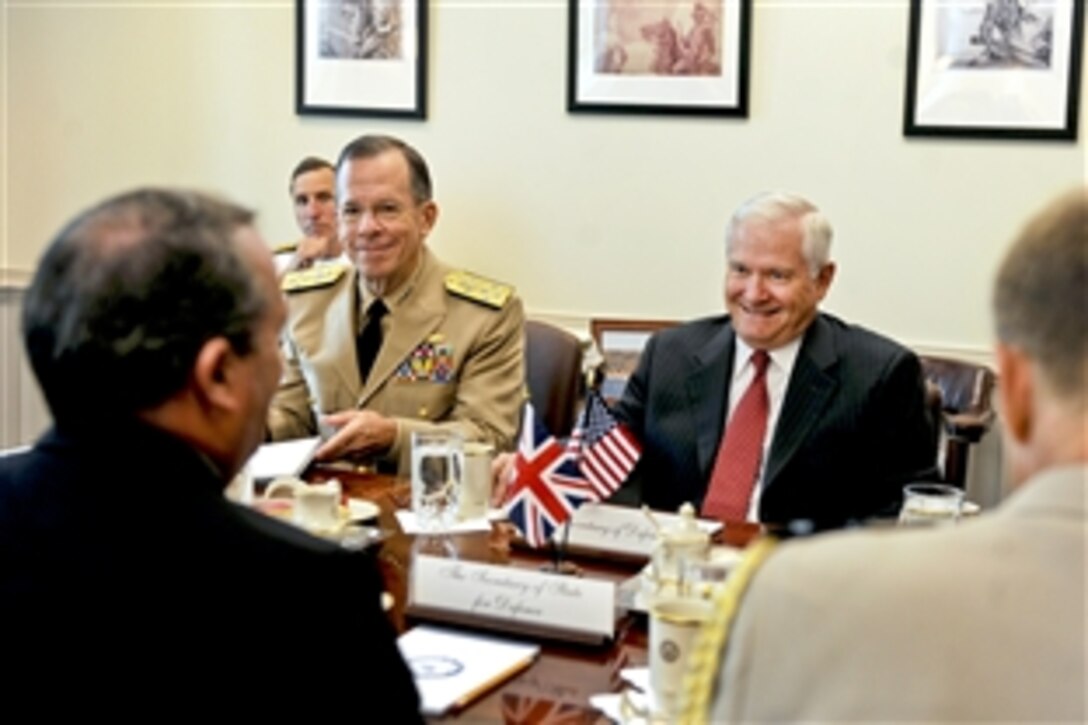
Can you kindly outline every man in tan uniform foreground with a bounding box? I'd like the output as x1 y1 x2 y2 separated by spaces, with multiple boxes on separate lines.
268 135 525 473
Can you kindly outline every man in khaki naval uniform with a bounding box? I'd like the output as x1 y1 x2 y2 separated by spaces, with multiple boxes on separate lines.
267 135 525 474
684 188 1087 722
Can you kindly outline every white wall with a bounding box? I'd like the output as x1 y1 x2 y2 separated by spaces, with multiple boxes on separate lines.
3 0 1086 365
0 285 49 449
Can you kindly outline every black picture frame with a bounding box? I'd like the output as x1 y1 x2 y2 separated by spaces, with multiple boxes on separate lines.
296 0 427 120
903 0 1084 140
567 0 752 117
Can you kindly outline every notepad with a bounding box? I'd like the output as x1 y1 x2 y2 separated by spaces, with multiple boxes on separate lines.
245 437 320 483
397 625 540 716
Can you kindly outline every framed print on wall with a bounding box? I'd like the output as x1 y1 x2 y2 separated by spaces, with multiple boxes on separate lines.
567 0 752 117
903 0 1084 140
296 0 427 119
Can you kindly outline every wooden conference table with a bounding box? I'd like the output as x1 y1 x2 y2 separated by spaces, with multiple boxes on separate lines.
303 464 763 723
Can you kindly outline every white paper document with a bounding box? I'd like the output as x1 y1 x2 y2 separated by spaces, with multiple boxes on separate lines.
394 509 492 535
589 667 653 723
245 437 320 482
398 625 540 716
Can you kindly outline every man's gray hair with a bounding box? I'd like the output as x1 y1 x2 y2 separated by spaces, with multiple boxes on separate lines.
336 134 432 204
726 192 833 277
993 187 1088 399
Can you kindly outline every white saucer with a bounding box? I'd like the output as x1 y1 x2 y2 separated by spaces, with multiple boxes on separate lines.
347 498 381 522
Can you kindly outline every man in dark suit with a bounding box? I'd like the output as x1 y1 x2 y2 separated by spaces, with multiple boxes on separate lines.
613 192 936 525
0 189 421 718
691 189 1087 724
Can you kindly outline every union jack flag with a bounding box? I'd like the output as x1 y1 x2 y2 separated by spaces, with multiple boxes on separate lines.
504 404 597 548
568 390 642 499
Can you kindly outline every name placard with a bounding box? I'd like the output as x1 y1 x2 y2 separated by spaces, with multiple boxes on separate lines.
409 557 615 643
562 503 722 558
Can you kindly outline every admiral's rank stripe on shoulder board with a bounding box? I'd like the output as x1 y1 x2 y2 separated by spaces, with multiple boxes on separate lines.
281 264 347 293
444 270 513 309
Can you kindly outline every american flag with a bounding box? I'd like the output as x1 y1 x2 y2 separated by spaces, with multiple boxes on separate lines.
568 390 642 499
504 403 598 548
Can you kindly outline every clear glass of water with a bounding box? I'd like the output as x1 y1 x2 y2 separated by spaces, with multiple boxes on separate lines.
681 550 741 600
410 431 464 532
898 483 965 527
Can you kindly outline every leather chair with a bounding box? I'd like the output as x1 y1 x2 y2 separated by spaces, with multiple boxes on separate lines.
525 320 585 437
923 378 944 468
919 355 997 488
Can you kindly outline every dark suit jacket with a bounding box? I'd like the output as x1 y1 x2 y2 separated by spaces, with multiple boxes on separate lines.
0 421 421 719
612 313 937 525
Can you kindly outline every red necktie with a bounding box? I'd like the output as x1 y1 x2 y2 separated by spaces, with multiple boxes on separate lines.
701 350 770 521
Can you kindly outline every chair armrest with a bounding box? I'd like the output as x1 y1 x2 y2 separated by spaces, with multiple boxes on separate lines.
943 410 996 443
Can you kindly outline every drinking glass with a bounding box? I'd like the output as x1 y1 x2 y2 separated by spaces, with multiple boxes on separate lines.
898 483 965 527
681 550 741 600
410 431 464 532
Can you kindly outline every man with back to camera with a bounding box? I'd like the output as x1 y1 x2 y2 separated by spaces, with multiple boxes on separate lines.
688 187 1087 722
0 188 421 718
267 134 525 474
274 155 345 275
608 191 936 525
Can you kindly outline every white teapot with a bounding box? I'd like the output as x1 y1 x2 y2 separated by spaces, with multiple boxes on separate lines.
649 502 711 593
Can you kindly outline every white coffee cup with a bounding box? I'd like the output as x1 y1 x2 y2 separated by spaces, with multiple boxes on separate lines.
265 477 342 532
459 441 494 521
649 597 712 718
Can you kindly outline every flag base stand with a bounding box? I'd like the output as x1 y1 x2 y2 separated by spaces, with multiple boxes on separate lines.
539 524 581 575
538 560 583 577
413 533 458 558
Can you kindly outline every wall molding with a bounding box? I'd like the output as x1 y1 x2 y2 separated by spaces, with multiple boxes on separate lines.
0 268 33 290
0 270 995 368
